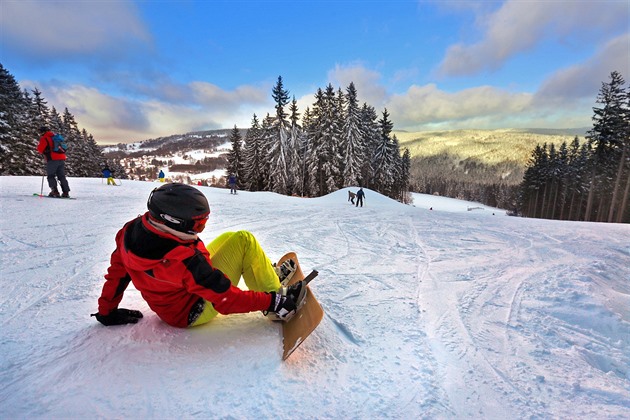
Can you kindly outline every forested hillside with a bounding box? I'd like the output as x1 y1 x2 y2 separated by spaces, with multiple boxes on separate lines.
396 129 585 210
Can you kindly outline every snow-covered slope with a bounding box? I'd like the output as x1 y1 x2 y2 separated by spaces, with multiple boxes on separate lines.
1 177 628 419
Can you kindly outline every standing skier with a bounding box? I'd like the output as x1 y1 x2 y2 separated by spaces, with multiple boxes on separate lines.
92 183 302 328
228 174 237 194
356 187 365 207
37 126 70 198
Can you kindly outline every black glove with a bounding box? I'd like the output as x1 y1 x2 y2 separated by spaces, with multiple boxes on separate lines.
91 308 143 326
267 291 297 320
267 281 306 320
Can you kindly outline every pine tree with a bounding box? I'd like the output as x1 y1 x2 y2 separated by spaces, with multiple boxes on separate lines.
242 114 264 191
342 82 363 187
0 63 37 175
306 88 326 196
585 71 628 222
372 109 395 195
359 103 379 188
287 97 302 196
260 113 275 191
268 76 292 194
226 125 243 181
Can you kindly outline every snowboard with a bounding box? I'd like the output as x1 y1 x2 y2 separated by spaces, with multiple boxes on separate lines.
278 252 324 361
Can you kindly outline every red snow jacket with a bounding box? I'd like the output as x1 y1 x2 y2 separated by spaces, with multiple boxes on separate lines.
97 212 273 328
37 131 66 161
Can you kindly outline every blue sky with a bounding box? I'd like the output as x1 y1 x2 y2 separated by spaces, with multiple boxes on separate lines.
1 0 628 144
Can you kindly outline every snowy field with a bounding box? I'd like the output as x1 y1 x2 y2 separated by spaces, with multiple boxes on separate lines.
1 176 629 419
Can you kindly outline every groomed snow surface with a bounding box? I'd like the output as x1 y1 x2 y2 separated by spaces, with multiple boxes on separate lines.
1 176 629 419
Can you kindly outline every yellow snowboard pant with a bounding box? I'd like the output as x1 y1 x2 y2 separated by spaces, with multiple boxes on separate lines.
189 230 281 327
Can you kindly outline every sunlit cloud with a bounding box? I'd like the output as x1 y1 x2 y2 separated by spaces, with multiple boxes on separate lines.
387 84 533 129
535 33 630 103
437 0 629 77
327 64 388 106
20 80 272 144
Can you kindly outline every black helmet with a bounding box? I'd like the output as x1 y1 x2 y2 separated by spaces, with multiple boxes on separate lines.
147 183 210 234
39 126 49 134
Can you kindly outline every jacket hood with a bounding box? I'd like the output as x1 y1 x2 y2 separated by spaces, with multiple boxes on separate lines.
120 213 196 272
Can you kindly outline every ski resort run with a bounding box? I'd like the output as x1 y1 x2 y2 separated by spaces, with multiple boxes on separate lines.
1 176 628 419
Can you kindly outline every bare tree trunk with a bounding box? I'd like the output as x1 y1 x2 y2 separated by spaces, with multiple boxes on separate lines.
617 164 630 223
608 146 627 222
585 170 596 221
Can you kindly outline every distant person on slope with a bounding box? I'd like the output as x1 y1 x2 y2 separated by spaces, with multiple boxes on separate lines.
36 126 70 198
102 166 116 186
348 191 356 204
356 187 365 207
92 183 303 328
228 173 237 194
158 169 165 182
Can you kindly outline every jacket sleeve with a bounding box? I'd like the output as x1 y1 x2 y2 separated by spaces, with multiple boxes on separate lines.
97 229 132 315
182 249 272 315
37 134 50 154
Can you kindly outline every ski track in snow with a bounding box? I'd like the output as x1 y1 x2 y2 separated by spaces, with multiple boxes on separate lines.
1 177 629 419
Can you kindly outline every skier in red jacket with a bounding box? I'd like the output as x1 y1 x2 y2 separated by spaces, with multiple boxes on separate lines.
36 126 70 197
92 183 302 328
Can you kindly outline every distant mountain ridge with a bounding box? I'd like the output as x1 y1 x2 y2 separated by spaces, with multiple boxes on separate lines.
101 129 243 156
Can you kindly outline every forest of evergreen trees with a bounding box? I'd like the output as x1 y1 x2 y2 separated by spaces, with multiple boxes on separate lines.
518 71 629 223
225 77 411 202
0 63 123 178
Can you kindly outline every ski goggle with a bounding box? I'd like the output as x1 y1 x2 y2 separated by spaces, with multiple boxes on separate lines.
191 212 210 233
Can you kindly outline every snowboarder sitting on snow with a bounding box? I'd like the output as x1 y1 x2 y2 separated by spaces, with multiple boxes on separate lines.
92 183 303 328
37 126 71 198
348 191 356 204
102 166 116 186
356 187 365 207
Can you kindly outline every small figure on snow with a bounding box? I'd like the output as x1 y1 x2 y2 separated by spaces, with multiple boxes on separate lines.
228 174 237 194
356 187 365 207
102 165 116 186
37 126 71 198
348 191 356 204
92 183 303 328
158 169 165 182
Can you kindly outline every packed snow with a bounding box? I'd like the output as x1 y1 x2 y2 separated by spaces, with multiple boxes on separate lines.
1 176 628 419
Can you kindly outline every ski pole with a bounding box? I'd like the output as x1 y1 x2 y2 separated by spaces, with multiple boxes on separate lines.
40 175 45 196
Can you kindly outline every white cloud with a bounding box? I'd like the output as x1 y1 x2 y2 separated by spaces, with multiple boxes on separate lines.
190 82 268 109
386 84 534 129
327 64 388 107
0 1 151 59
536 33 630 102
437 0 629 77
